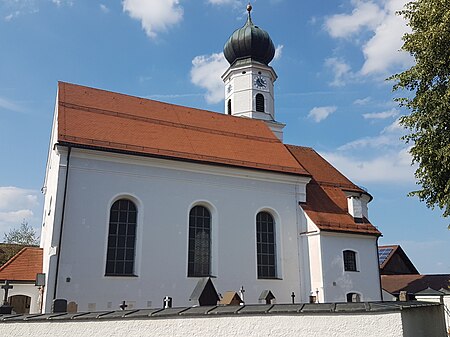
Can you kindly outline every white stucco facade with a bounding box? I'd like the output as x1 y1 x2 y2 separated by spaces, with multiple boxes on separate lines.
41 145 316 312
39 139 382 312
300 213 381 303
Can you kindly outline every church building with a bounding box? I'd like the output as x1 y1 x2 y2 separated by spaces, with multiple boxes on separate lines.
39 5 382 313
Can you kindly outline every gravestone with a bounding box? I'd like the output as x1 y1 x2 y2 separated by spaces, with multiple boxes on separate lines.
52 299 67 313
219 291 242 306
258 290 275 304
189 278 219 306
67 301 78 313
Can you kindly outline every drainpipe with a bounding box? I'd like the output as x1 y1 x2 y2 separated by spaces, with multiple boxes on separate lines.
53 146 71 300
376 236 383 301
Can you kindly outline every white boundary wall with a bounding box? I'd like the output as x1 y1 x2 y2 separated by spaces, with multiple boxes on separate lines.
0 306 446 337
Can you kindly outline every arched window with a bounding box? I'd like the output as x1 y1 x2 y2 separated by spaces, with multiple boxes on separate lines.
346 292 361 302
227 99 232 115
105 199 137 276
343 250 357 271
188 205 211 277
255 93 265 112
256 211 276 278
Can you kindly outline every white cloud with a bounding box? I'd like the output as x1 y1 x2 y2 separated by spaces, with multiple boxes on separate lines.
0 186 42 238
325 57 353 87
360 1 413 75
274 45 284 61
0 187 39 212
207 0 239 5
308 106 337 123
325 0 413 76
100 4 109 13
321 148 414 184
1 0 70 20
325 1 385 38
323 117 414 184
0 97 23 113
190 52 228 104
122 0 183 39
0 210 34 224
338 118 404 150
52 0 73 6
353 97 371 105
363 108 399 119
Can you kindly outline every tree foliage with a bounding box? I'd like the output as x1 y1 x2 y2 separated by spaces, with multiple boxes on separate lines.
3 220 39 245
390 0 450 220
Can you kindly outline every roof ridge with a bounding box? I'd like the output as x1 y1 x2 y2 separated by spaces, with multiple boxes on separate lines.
60 102 279 144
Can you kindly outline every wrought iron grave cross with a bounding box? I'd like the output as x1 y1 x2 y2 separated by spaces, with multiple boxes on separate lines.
1 281 13 305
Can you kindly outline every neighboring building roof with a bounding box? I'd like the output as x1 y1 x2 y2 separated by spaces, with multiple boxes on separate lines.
378 245 419 275
0 244 27 267
415 287 445 296
381 274 450 295
286 145 380 236
0 247 43 282
57 82 309 177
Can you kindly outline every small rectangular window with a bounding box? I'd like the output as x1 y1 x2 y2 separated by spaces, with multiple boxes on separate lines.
343 250 357 272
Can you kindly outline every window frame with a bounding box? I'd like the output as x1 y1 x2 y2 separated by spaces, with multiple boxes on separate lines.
255 93 265 113
343 249 358 272
187 205 212 277
105 198 138 277
256 211 277 279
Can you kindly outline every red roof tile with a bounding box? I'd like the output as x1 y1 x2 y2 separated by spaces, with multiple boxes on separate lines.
57 82 309 176
0 247 43 282
381 274 450 294
56 82 381 236
286 145 380 236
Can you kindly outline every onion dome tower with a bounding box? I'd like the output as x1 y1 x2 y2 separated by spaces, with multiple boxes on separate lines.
222 4 285 140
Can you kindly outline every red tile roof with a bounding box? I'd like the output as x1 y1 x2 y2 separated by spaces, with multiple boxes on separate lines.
57 82 309 176
0 247 43 282
378 245 419 274
286 145 380 236
381 274 450 294
56 82 381 236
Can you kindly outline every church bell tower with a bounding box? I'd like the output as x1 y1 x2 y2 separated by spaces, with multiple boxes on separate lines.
222 4 285 140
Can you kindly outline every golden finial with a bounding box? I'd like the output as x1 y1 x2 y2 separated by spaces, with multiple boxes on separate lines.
247 3 252 13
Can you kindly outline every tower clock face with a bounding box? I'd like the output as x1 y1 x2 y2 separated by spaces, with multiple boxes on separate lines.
254 75 267 89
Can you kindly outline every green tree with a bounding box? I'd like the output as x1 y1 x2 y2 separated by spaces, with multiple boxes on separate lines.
390 0 450 223
3 220 39 245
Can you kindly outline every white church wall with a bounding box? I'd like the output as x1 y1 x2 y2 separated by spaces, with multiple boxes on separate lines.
40 102 72 313
319 232 381 302
300 214 324 303
47 148 309 312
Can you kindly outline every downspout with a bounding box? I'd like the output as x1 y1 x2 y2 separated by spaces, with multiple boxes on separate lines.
53 145 71 300
376 236 383 301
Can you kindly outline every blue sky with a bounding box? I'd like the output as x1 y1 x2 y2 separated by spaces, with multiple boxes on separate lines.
0 0 448 274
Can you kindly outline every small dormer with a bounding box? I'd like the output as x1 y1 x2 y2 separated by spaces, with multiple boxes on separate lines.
344 190 371 222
